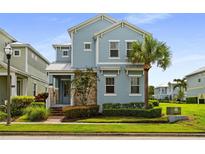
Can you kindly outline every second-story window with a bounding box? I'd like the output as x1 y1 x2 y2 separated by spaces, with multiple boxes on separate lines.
62 50 69 57
109 41 119 58
84 42 92 51
126 42 132 57
13 49 21 57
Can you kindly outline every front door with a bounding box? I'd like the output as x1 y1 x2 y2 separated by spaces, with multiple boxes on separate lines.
60 79 71 104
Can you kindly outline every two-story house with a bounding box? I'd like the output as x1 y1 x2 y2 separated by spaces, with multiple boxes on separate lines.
46 14 151 109
0 28 50 104
185 66 205 103
154 82 179 100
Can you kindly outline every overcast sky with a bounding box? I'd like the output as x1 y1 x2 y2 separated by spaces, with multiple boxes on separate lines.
0 13 205 86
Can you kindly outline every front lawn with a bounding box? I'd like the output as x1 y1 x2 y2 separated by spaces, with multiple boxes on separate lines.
77 116 168 123
0 103 205 133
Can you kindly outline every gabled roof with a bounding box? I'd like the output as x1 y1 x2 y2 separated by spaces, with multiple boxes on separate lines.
186 66 205 77
94 21 151 38
0 28 17 42
68 14 118 36
11 42 50 64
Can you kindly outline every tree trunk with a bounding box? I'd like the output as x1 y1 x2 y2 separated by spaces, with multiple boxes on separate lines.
144 64 150 109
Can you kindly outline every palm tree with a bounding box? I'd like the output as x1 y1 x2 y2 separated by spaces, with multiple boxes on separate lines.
173 78 187 101
128 35 171 108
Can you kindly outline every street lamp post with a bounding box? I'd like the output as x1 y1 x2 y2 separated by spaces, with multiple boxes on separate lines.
4 44 13 125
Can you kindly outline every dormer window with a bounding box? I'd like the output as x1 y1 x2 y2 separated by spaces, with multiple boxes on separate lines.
62 50 69 57
84 42 92 51
13 49 21 57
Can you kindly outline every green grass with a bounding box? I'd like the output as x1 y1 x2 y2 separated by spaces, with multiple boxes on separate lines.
77 116 168 123
0 103 205 133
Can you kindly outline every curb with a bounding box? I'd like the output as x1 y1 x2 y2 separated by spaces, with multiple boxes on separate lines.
0 132 205 137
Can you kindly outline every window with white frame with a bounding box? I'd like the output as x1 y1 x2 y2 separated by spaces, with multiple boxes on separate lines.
33 83 37 96
84 42 91 51
109 41 119 58
62 50 69 57
130 77 140 94
13 49 21 57
126 42 133 57
105 77 115 94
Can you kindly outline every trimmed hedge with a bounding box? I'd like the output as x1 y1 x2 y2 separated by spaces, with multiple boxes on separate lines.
149 100 159 106
63 105 99 119
103 102 147 110
0 111 7 121
103 107 162 118
186 97 198 104
11 96 35 116
31 102 45 107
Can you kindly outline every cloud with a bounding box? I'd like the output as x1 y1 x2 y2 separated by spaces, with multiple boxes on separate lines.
125 13 171 25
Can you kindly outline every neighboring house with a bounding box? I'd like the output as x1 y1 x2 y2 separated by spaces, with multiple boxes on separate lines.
185 67 205 103
154 82 179 100
154 84 169 100
0 28 50 104
46 14 151 109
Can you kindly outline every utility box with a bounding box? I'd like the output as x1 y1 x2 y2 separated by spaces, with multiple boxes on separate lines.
166 107 181 115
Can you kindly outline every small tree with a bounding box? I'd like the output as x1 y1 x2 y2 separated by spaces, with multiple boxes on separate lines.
71 68 97 105
128 35 171 108
148 85 155 99
173 78 187 101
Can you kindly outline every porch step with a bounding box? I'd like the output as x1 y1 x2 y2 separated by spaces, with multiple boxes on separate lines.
50 107 64 116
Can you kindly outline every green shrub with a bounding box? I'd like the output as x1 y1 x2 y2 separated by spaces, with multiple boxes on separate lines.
31 102 45 107
63 105 99 119
103 107 162 118
149 100 159 106
0 105 6 112
24 106 49 122
0 111 7 121
103 102 146 110
186 97 198 104
11 96 35 116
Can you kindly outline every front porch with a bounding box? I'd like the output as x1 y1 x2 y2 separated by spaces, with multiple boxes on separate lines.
47 74 74 108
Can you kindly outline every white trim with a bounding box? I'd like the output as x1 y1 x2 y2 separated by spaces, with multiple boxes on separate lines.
48 72 75 76
70 74 74 106
128 74 142 77
109 41 120 58
96 36 99 65
11 74 17 97
25 47 28 72
68 14 118 35
98 62 143 65
103 74 117 77
83 42 92 52
71 32 74 67
104 94 117 96
108 40 120 42
129 94 142 96
125 40 137 42
13 49 21 57
62 49 69 57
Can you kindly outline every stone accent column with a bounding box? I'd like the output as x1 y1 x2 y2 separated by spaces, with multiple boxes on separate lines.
70 74 74 106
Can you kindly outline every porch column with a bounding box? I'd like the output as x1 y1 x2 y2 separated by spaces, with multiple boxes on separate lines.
71 74 74 106
22 78 28 95
11 73 17 97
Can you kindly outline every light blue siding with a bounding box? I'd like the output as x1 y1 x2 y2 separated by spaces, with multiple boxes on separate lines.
73 19 113 68
186 72 205 97
56 47 71 63
97 65 144 105
98 26 143 63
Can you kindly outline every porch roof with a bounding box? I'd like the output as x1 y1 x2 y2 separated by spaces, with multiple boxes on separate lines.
46 63 73 72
